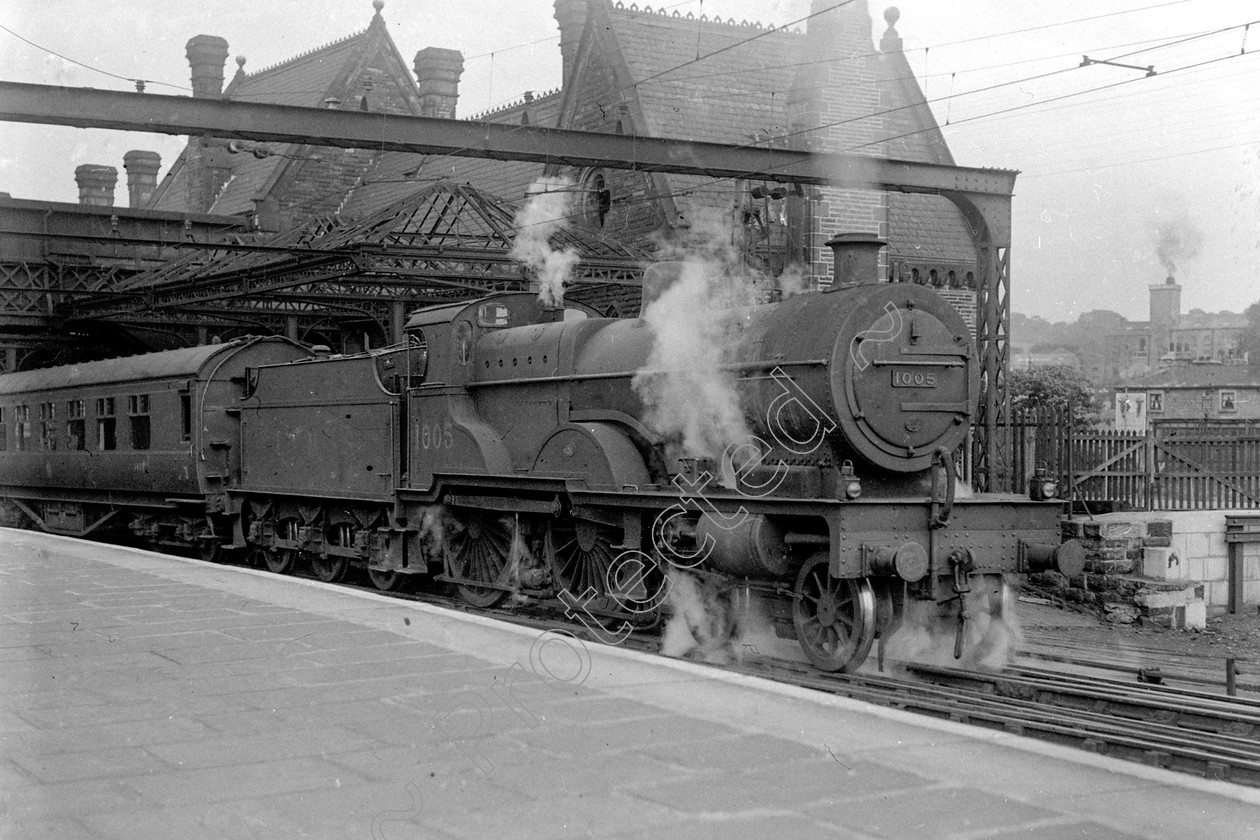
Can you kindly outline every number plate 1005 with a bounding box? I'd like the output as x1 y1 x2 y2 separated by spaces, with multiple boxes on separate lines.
891 369 937 388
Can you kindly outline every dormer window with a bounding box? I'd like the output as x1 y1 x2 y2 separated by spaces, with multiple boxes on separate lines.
581 169 612 230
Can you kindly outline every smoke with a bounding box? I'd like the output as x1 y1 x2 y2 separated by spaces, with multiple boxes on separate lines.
510 176 580 307
632 210 763 462
876 581 1020 671
1150 208 1205 277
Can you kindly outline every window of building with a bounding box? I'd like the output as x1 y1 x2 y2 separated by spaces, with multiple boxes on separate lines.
38 402 57 450
14 405 30 451
96 397 116 450
1220 390 1237 413
1148 391 1163 413
128 394 151 450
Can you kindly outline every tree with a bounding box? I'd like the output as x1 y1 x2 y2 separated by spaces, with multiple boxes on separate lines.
1240 300 1260 364
1008 365 1097 425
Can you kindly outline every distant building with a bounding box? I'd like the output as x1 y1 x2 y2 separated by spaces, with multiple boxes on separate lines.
1123 364 1260 422
1103 276 1248 385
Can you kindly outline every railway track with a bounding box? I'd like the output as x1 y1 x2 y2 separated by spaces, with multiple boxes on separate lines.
1020 629 1258 695
731 655 1260 788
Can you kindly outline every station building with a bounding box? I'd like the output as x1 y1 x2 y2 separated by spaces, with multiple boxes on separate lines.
1 0 983 366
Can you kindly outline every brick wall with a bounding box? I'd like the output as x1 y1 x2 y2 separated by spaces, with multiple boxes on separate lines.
787 1 887 288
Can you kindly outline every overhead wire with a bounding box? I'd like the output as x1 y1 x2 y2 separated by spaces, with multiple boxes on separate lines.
11 2 1245 246
0 21 190 92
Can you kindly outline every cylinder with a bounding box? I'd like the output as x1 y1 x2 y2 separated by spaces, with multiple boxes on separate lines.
694 514 792 578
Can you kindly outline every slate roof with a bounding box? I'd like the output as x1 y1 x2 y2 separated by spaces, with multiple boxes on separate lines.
1131 364 1260 389
888 194 977 264
603 6 799 145
341 90 566 219
149 15 418 218
1176 311 1248 329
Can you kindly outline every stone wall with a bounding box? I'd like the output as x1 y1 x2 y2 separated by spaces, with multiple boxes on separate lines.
1048 511 1260 627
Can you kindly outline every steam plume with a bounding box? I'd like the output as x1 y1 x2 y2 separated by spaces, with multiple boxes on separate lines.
510 176 580 307
632 211 762 462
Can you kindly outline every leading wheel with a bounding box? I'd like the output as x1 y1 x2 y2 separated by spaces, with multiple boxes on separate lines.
446 510 513 608
792 554 877 672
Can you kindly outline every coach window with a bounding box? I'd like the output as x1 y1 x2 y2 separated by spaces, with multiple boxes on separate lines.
0 407 6 451
39 402 57 451
14 405 30 451
129 394 151 450
66 400 86 450
96 397 116 451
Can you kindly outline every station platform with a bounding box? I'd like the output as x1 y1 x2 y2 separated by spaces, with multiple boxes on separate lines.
2 528 1256 840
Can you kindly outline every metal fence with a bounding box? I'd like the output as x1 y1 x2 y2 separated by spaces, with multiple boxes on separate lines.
1000 410 1260 511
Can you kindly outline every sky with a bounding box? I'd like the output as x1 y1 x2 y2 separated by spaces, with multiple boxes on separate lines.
1 0 1258 323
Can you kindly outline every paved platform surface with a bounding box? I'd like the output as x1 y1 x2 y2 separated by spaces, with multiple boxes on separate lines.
2 528 1257 840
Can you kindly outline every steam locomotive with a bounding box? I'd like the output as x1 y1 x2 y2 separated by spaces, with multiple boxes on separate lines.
0 235 1084 672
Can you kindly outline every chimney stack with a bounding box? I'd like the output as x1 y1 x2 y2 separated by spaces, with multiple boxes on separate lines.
123 151 161 209
74 164 118 207
553 0 589 87
826 233 886 289
186 35 230 98
414 48 464 119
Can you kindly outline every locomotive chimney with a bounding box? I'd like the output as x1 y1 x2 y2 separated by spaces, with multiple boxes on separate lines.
826 233 885 289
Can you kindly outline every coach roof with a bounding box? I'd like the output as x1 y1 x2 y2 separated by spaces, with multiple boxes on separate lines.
0 338 292 395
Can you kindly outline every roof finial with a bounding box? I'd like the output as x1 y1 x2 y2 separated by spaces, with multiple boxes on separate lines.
372 0 384 18
880 6 903 53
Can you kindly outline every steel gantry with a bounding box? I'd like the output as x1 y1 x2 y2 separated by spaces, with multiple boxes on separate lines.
0 80 1016 489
